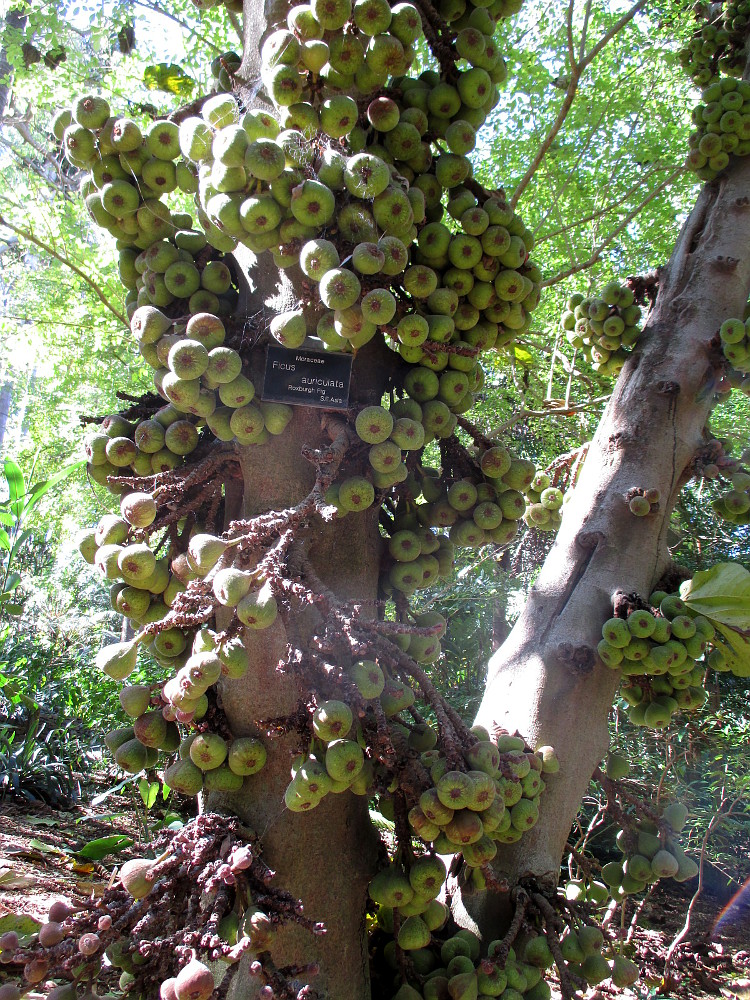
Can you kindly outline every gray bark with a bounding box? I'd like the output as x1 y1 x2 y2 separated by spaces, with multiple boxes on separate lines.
208 236 395 997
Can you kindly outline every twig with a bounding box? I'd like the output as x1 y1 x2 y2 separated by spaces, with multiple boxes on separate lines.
663 793 742 973
626 883 655 943
510 0 650 209
487 396 610 437
541 169 683 287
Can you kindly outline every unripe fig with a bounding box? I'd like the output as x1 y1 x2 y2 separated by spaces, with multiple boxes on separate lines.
119 858 155 899
48 900 73 922
38 920 65 947
121 491 157 528
133 709 168 748
189 732 228 771
115 738 149 773
96 638 140 680
78 932 101 955
120 684 152 718
174 958 215 1000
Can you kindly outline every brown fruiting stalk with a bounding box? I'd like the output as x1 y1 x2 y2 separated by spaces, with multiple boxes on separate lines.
4 815 321 999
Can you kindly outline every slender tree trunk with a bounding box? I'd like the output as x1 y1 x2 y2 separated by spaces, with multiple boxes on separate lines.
207 230 394 995
0 381 12 451
215 411 383 1000
457 156 750 934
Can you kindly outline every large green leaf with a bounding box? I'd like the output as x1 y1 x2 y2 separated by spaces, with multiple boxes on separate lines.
713 622 750 678
2 458 25 519
75 834 134 860
8 529 33 565
0 913 41 936
26 459 85 513
1 572 21 594
143 62 194 96
681 563 750 677
0 527 9 552
680 563 750 630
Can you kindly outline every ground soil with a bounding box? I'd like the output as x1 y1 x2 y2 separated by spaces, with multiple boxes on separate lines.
0 792 748 999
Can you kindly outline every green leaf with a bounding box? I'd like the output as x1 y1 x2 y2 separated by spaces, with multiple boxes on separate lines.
138 777 159 809
0 527 9 552
10 529 33 556
143 62 195 96
680 563 750 629
513 345 533 365
26 838 65 856
0 913 41 935
2 458 25 518
26 459 85 512
680 563 750 676
23 816 59 827
713 622 750 678
90 776 135 806
75 834 134 860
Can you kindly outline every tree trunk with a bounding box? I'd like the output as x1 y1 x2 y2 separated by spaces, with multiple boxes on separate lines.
459 157 750 934
207 229 393 996
215 412 383 1000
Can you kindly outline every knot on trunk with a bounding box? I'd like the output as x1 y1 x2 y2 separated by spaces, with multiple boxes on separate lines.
554 642 597 674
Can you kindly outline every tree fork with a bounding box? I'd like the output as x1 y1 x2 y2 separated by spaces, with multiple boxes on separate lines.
459 155 750 937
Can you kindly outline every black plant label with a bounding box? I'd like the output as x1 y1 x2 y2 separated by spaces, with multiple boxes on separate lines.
262 344 353 410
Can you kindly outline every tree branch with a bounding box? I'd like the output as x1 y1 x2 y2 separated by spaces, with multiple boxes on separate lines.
535 163 677 246
227 9 243 40
541 168 684 287
132 0 226 54
487 395 610 437
0 213 128 327
509 0 649 209
582 0 648 71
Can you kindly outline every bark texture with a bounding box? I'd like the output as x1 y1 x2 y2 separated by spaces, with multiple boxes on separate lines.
460 157 750 936
215 411 383 1000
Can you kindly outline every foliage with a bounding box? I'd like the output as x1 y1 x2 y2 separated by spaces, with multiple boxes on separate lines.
0 454 83 620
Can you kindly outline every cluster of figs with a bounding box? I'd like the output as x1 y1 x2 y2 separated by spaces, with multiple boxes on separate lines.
378 921 638 999
678 0 750 87
599 797 699 898
66 0 556 814
567 754 699 902
558 281 642 378
599 588 741 730
678 0 750 182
